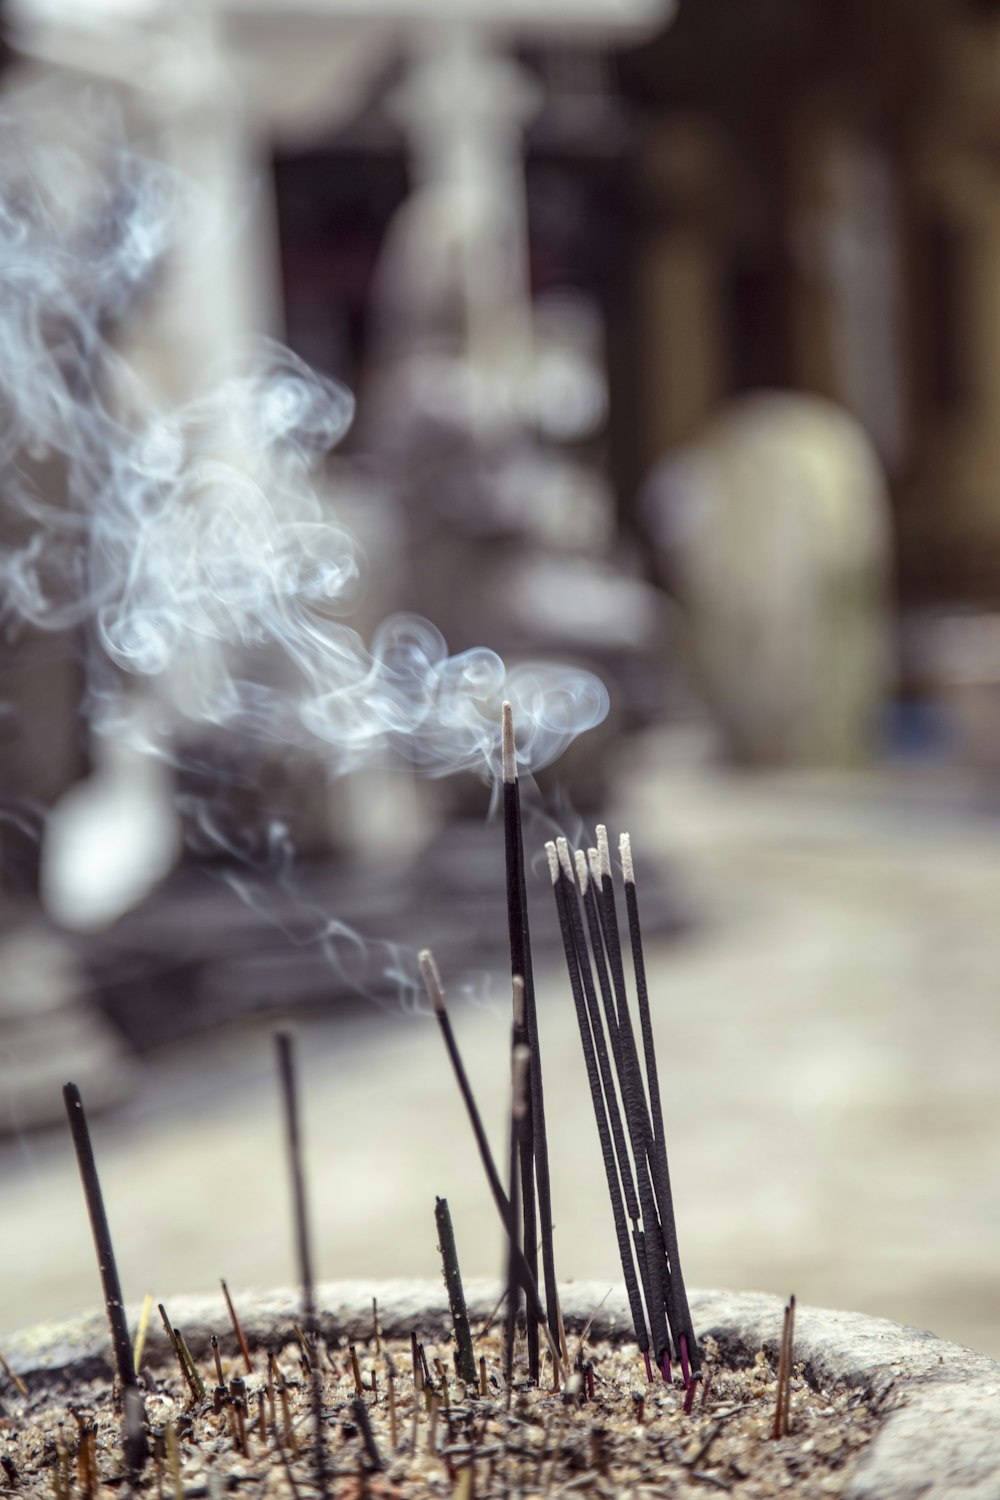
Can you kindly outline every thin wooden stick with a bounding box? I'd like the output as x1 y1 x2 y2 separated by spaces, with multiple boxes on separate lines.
63 1083 148 1467
772 1296 795 1439
220 1280 254 1374
157 1304 200 1404
275 1031 328 1499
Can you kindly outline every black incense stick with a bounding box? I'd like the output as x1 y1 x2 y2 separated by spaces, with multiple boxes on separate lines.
591 827 676 1370
544 844 651 1362
504 1044 530 1392
502 703 558 1366
573 848 642 1229
434 1197 477 1388
419 949 557 1363
620 832 700 1376
555 838 670 1364
63 1083 148 1467
275 1032 328 1498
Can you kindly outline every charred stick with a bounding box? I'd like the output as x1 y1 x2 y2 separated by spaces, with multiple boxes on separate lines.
63 1083 148 1467
435 1197 478 1388
772 1295 796 1438
545 844 650 1360
158 1304 200 1403
621 832 700 1377
502 702 558 1362
782 1297 796 1435
275 1031 328 1499
351 1396 385 1473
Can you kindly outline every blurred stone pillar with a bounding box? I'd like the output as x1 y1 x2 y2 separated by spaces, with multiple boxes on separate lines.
637 117 725 461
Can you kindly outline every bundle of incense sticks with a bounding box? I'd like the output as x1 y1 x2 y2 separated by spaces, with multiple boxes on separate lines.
545 826 700 1389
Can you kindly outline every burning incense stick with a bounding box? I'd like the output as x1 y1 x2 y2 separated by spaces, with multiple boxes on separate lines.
502 703 558 1369
504 1045 530 1393
63 1083 148 1467
508 967 539 1385
275 1031 328 1499
544 843 651 1366
620 831 700 1377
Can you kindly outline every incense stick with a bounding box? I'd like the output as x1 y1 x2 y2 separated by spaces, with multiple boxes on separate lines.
591 828 678 1370
502 702 558 1368
573 848 641 1229
275 1031 328 1499
620 832 700 1376
420 949 561 1378
544 843 651 1363
557 837 670 1364
434 1197 477 1387
63 1083 148 1467
504 1044 530 1393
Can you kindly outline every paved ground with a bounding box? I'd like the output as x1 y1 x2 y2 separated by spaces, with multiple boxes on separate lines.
3 728 1000 1360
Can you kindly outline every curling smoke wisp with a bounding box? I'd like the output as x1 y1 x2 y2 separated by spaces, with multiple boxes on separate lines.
0 119 608 785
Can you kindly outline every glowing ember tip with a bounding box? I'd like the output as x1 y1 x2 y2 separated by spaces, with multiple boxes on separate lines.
418 949 446 1014
501 701 517 784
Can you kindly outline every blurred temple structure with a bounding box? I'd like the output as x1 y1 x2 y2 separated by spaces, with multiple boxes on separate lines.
4 0 1000 1063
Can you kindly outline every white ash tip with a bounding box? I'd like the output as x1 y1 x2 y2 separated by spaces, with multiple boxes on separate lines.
418 949 446 1014
511 1044 531 1121
587 847 601 884
544 841 560 884
555 836 574 880
511 974 526 1030
574 847 589 890
501 701 516 783
596 825 612 881
619 832 635 884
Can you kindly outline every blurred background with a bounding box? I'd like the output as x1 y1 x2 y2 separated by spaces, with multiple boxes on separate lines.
3 0 1000 1361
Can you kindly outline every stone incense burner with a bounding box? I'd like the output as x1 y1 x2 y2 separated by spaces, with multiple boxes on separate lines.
5 1281 1000 1498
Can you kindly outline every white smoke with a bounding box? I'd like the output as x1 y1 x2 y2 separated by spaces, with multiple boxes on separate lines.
0 112 609 791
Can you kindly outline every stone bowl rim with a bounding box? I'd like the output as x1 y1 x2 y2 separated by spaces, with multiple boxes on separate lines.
6 1281 1000 1499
